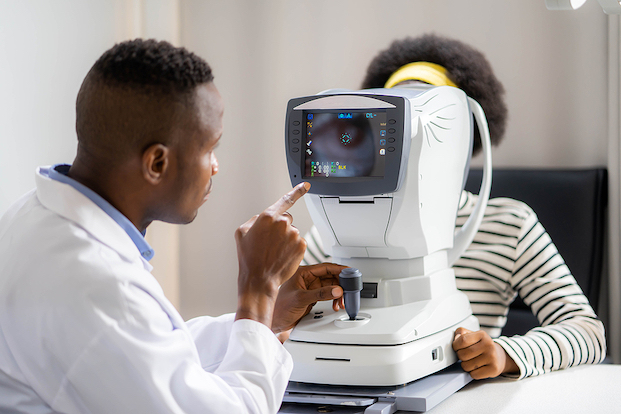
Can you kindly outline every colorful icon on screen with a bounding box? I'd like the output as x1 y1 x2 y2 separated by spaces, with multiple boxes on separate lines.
341 133 352 145
307 114 313 120
380 149 386 156
380 139 386 146
380 130 386 136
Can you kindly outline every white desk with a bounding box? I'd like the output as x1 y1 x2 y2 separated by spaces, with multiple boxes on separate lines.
422 365 621 414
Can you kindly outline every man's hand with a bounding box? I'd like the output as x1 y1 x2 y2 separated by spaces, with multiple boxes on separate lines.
272 263 346 336
452 327 519 379
234 183 310 329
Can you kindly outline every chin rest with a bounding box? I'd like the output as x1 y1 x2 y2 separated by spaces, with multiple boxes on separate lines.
464 168 607 336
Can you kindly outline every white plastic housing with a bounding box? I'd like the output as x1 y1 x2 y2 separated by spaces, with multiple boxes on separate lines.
285 86 492 386
286 290 480 386
306 86 476 261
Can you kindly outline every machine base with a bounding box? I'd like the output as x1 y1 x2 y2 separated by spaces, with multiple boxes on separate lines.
279 363 471 413
285 314 479 386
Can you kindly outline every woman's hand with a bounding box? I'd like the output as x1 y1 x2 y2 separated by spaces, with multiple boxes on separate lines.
452 327 519 379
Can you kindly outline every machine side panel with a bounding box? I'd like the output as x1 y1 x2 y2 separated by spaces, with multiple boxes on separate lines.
385 87 471 257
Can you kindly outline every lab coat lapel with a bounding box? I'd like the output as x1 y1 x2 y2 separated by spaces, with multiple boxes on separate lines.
35 168 189 332
35 168 142 265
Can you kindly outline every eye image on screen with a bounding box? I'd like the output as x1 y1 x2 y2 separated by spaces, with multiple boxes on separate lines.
304 111 386 178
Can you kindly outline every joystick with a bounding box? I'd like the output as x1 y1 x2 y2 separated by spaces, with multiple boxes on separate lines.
339 268 363 320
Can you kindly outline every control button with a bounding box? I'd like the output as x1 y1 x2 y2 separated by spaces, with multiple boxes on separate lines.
292 138 300 144
293 121 300 126
388 138 396 143
292 147 299 153
314 315 323 319
388 119 396 124
388 128 396 134
315 311 324 315
388 147 395 152
292 129 300 135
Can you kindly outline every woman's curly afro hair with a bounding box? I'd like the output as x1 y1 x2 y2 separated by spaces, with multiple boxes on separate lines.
362 34 507 155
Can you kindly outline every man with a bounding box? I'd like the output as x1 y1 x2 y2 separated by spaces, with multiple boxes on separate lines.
304 33 606 380
0 39 344 413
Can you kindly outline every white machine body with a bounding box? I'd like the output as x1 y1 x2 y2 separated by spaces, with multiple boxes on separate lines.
307 87 470 261
284 86 492 386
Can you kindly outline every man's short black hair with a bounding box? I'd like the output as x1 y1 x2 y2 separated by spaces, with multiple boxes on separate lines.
76 39 214 164
92 38 213 93
362 34 507 155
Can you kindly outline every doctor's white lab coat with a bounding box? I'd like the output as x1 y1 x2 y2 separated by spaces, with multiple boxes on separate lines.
0 167 293 413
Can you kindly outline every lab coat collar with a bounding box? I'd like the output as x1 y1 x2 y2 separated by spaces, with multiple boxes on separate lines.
35 167 153 271
47 164 154 262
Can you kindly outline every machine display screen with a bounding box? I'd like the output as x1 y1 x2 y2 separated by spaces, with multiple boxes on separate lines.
303 110 387 178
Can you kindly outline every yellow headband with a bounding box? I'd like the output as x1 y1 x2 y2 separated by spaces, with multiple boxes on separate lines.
384 62 457 89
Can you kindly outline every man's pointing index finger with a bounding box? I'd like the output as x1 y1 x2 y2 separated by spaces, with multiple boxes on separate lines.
267 182 311 215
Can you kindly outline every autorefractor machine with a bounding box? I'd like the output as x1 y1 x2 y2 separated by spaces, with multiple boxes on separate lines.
281 84 493 412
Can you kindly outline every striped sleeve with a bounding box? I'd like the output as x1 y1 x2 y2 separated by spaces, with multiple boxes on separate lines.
302 226 328 266
493 209 606 379
453 194 520 335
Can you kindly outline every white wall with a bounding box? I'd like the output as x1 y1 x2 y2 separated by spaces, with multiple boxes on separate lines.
177 0 609 319
0 1 119 216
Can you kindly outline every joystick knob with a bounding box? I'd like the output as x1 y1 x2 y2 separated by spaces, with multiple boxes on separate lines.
339 268 363 320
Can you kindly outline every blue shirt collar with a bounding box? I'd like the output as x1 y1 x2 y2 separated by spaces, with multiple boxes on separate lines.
46 164 155 261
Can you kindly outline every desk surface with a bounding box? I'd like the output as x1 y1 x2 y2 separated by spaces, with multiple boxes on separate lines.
422 364 621 414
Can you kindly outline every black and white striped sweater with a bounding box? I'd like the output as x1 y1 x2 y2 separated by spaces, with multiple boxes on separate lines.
302 191 606 379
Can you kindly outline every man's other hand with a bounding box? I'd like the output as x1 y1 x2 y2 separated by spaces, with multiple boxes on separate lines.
272 263 346 337
234 182 310 328
452 327 519 379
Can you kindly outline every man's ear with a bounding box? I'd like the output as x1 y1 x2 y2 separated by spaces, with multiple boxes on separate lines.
142 143 170 185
